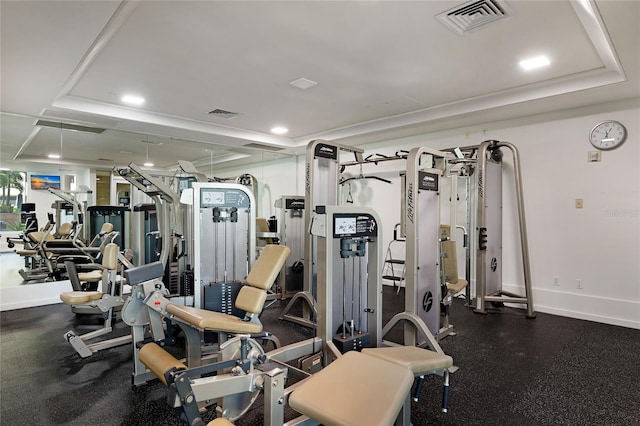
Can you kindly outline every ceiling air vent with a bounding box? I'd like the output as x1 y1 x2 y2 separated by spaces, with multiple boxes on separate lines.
35 120 106 134
436 0 513 35
243 143 284 152
207 109 238 119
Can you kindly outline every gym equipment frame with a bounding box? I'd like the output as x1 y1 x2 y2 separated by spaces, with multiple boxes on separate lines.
280 139 364 328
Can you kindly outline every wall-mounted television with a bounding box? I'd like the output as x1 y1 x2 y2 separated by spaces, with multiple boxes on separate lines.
30 174 61 190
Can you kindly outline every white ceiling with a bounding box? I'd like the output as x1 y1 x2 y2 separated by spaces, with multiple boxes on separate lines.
1 0 638 173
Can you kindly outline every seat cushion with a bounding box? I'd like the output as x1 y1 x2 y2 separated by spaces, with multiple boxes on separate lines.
447 278 468 294
289 351 413 426
362 346 453 374
207 419 234 426
78 270 102 282
60 291 102 304
16 250 37 256
166 304 262 334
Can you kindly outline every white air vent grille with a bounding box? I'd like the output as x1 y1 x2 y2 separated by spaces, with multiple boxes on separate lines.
35 120 105 134
208 109 238 119
243 143 284 152
436 0 513 35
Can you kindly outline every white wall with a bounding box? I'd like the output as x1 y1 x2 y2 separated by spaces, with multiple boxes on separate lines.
215 154 306 219
215 101 640 329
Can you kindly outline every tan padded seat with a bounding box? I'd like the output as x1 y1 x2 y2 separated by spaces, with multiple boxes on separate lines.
78 270 103 282
440 238 468 295
447 278 468 294
28 231 54 243
245 245 290 291
289 351 414 426
362 346 453 374
78 243 119 282
16 249 37 256
57 222 74 237
99 223 114 233
207 419 234 426
166 304 263 334
166 245 290 333
139 343 187 386
60 291 102 304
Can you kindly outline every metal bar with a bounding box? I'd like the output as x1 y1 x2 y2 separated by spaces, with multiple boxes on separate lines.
495 141 535 318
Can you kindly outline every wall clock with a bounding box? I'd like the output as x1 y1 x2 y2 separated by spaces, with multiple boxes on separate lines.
589 120 627 150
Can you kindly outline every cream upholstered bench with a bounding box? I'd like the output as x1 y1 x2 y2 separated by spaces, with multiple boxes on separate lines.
137 245 291 425
363 346 454 411
139 244 290 377
59 242 120 297
207 419 233 426
289 350 414 426
166 244 290 335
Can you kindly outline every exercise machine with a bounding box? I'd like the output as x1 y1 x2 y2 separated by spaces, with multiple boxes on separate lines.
130 203 159 266
189 182 256 311
272 195 305 299
48 186 92 241
384 147 451 349
60 242 130 358
87 205 129 250
446 140 535 317
280 139 364 328
310 205 382 362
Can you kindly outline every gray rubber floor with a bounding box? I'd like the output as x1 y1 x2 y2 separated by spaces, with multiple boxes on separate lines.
1 288 639 425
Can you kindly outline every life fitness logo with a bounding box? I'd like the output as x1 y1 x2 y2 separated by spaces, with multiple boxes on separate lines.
422 291 433 313
407 182 415 224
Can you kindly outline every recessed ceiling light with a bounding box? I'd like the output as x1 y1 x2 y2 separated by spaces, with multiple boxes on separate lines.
271 126 289 135
122 95 145 105
48 154 60 159
289 78 318 90
143 162 154 167
519 55 551 71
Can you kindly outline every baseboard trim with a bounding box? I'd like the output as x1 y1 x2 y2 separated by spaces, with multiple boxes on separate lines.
0 280 70 311
503 283 640 330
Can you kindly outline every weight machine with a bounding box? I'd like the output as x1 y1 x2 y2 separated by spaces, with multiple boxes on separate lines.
310 205 382 364
280 139 364 328
443 141 535 317
48 186 92 240
189 182 256 311
272 195 305 299
384 147 450 351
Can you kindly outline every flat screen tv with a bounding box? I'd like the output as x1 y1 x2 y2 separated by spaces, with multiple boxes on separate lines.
30 174 61 190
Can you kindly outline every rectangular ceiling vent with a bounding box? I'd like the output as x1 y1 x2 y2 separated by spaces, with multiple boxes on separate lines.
436 0 513 35
35 120 106 134
207 109 239 119
243 143 284 152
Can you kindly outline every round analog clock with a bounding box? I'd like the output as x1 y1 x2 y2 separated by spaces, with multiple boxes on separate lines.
589 120 627 150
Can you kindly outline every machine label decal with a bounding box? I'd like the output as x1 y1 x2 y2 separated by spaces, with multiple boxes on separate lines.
305 163 311 196
201 188 250 208
314 143 338 160
491 257 497 272
422 291 433 313
333 213 377 237
418 171 438 191
407 182 415 224
285 198 305 210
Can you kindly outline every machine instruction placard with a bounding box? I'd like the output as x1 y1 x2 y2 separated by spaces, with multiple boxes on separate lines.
332 213 377 238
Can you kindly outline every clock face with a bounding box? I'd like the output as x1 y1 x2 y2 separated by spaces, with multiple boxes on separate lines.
589 121 627 150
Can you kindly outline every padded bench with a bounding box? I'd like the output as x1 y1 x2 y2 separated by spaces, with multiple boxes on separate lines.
363 346 453 411
289 350 414 426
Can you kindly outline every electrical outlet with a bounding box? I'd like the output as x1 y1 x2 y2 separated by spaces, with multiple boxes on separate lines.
588 151 601 162
576 279 583 289
553 276 560 286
